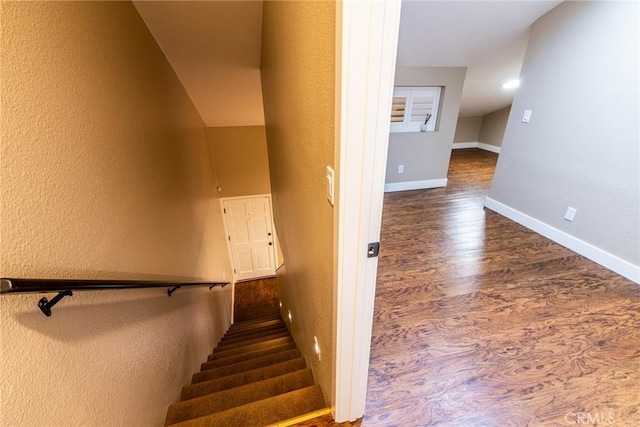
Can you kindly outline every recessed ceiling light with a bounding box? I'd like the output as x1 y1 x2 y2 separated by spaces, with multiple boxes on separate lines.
502 79 520 89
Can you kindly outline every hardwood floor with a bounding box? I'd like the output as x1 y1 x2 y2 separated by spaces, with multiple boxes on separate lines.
362 149 640 426
234 276 279 322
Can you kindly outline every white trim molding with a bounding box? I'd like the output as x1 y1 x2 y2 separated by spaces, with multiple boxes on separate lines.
484 197 640 284
384 178 447 193
334 0 402 422
452 142 501 154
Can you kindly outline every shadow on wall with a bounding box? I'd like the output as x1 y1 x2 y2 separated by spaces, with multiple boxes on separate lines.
11 288 230 343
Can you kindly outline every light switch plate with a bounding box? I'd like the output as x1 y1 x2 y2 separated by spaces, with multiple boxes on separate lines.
522 109 532 123
326 166 335 206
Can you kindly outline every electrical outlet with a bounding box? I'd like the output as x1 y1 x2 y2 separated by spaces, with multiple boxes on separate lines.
398 165 404 174
564 207 577 221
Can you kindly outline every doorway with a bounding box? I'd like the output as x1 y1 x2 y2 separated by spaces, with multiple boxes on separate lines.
221 195 278 282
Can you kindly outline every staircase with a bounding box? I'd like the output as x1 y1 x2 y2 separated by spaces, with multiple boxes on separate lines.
164 314 327 426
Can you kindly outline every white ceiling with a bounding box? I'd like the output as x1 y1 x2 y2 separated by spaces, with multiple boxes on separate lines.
134 0 562 126
133 1 265 127
397 1 562 117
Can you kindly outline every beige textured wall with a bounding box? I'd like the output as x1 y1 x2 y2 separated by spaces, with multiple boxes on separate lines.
489 1 639 265
386 67 467 184
207 126 284 266
207 126 272 198
261 0 335 404
478 105 511 147
453 116 482 143
0 2 232 426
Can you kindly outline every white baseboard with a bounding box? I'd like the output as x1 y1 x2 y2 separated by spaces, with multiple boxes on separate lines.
384 178 447 193
484 197 640 284
477 143 501 154
452 142 477 149
452 142 501 154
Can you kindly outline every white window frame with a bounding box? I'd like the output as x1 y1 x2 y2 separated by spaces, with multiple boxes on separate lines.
390 86 441 133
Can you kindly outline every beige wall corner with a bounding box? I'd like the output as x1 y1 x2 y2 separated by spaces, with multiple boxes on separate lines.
207 126 272 198
386 67 467 184
0 2 232 425
260 0 336 405
453 116 482 143
478 105 511 147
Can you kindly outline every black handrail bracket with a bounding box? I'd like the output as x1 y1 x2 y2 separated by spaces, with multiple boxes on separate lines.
38 290 73 317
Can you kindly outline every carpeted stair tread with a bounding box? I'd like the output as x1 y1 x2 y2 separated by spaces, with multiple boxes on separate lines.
214 331 291 352
223 323 286 340
227 316 283 332
227 319 282 332
208 336 293 361
222 321 287 337
225 319 286 337
193 348 301 383
201 342 298 370
168 385 326 427
181 358 307 400
221 324 287 343
233 313 282 324
165 369 315 425
219 324 289 344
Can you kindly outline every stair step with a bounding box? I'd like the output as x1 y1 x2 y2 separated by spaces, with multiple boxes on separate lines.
181 358 307 401
234 303 280 323
222 323 287 342
226 318 284 335
214 331 291 352
168 385 326 427
229 314 282 328
166 369 315 425
220 324 289 344
233 313 281 324
201 342 298 370
208 336 293 361
193 349 301 383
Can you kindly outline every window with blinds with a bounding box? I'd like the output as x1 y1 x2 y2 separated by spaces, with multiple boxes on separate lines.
390 87 442 133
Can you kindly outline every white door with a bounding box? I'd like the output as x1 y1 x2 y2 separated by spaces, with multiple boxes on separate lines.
222 196 276 281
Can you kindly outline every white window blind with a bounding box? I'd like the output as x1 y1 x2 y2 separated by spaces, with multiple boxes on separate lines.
390 86 441 133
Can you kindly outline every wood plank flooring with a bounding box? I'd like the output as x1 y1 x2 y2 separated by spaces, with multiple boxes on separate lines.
234 276 279 322
362 149 640 426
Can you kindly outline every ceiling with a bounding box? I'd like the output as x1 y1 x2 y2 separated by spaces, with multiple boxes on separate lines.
397 1 563 117
133 1 265 127
134 0 562 126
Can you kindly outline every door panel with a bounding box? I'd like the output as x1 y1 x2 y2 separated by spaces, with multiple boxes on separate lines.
223 196 276 281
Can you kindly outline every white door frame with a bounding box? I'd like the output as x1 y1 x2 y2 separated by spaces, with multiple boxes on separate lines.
219 194 279 283
333 0 402 422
